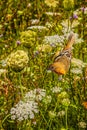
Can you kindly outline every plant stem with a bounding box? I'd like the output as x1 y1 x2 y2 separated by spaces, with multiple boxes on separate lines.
65 107 68 130
19 72 24 99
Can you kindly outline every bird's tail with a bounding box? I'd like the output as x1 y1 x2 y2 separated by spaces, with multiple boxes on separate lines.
64 32 75 50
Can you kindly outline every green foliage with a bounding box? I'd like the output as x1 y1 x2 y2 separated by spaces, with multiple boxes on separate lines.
0 0 87 130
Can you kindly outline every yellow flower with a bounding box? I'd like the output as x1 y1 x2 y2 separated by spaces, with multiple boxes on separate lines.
45 0 59 8
6 14 12 21
48 111 56 118
37 44 52 53
63 0 74 10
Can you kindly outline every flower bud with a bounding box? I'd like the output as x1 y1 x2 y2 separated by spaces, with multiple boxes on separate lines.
61 98 70 107
7 50 29 72
48 111 56 118
20 30 37 48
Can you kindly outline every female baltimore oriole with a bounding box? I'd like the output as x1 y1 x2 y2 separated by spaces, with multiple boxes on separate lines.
48 32 75 75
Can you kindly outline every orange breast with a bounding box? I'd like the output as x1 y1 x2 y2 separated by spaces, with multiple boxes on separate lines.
50 62 66 75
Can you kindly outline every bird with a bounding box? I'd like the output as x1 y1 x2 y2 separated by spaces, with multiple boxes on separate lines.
48 32 75 75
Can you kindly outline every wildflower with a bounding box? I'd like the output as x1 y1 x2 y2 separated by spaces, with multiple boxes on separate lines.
36 44 52 53
34 51 39 57
45 22 52 28
45 12 61 16
27 3 31 8
5 45 8 48
16 40 21 45
25 88 46 102
81 7 87 14
25 90 36 101
35 88 46 101
61 19 79 29
73 14 78 19
45 0 58 8
1 59 7 67
74 33 84 44
27 26 47 31
48 111 56 118
7 50 29 72
51 86 62 93
0 69 7 76
32 120 37 125
20 30 37 48
10 100 39 121
27 26 48 38
58 91 68 99
78 121 86 128
30 19 39 25
45 12 55 16
42 95 52 105
71 58 87 68
50 43 56 47
43 35 64 46
10 88 46 121
63 0 74 10
46 69 52 74
0 34 3 38
61 98 70 107
71 68 82 74
57 110 65 117
81 7 85 12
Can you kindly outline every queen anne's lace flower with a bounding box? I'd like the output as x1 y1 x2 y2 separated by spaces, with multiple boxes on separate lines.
78 121 87 128
43 35 65 47
71 68 82 74
51 86 62 93
10 88 46 121
27 26 48 32
57 110 65 117
10 100 39 121
71 58 87 68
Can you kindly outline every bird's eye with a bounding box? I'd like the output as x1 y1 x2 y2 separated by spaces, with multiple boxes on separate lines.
48 65 54 70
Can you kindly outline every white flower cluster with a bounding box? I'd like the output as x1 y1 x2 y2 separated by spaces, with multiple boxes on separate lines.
45 12 60 16
27 26 47 31
10 88 46 121
25 88 46 101
30 19 39 25
71 68 82 74
71 58 87 75
51 86 62 93
43 35 65 46
0 69 7 76
78 121 87 128
57 110 65 117
63 28 84 44
10 100 38 121
1 59 7 67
